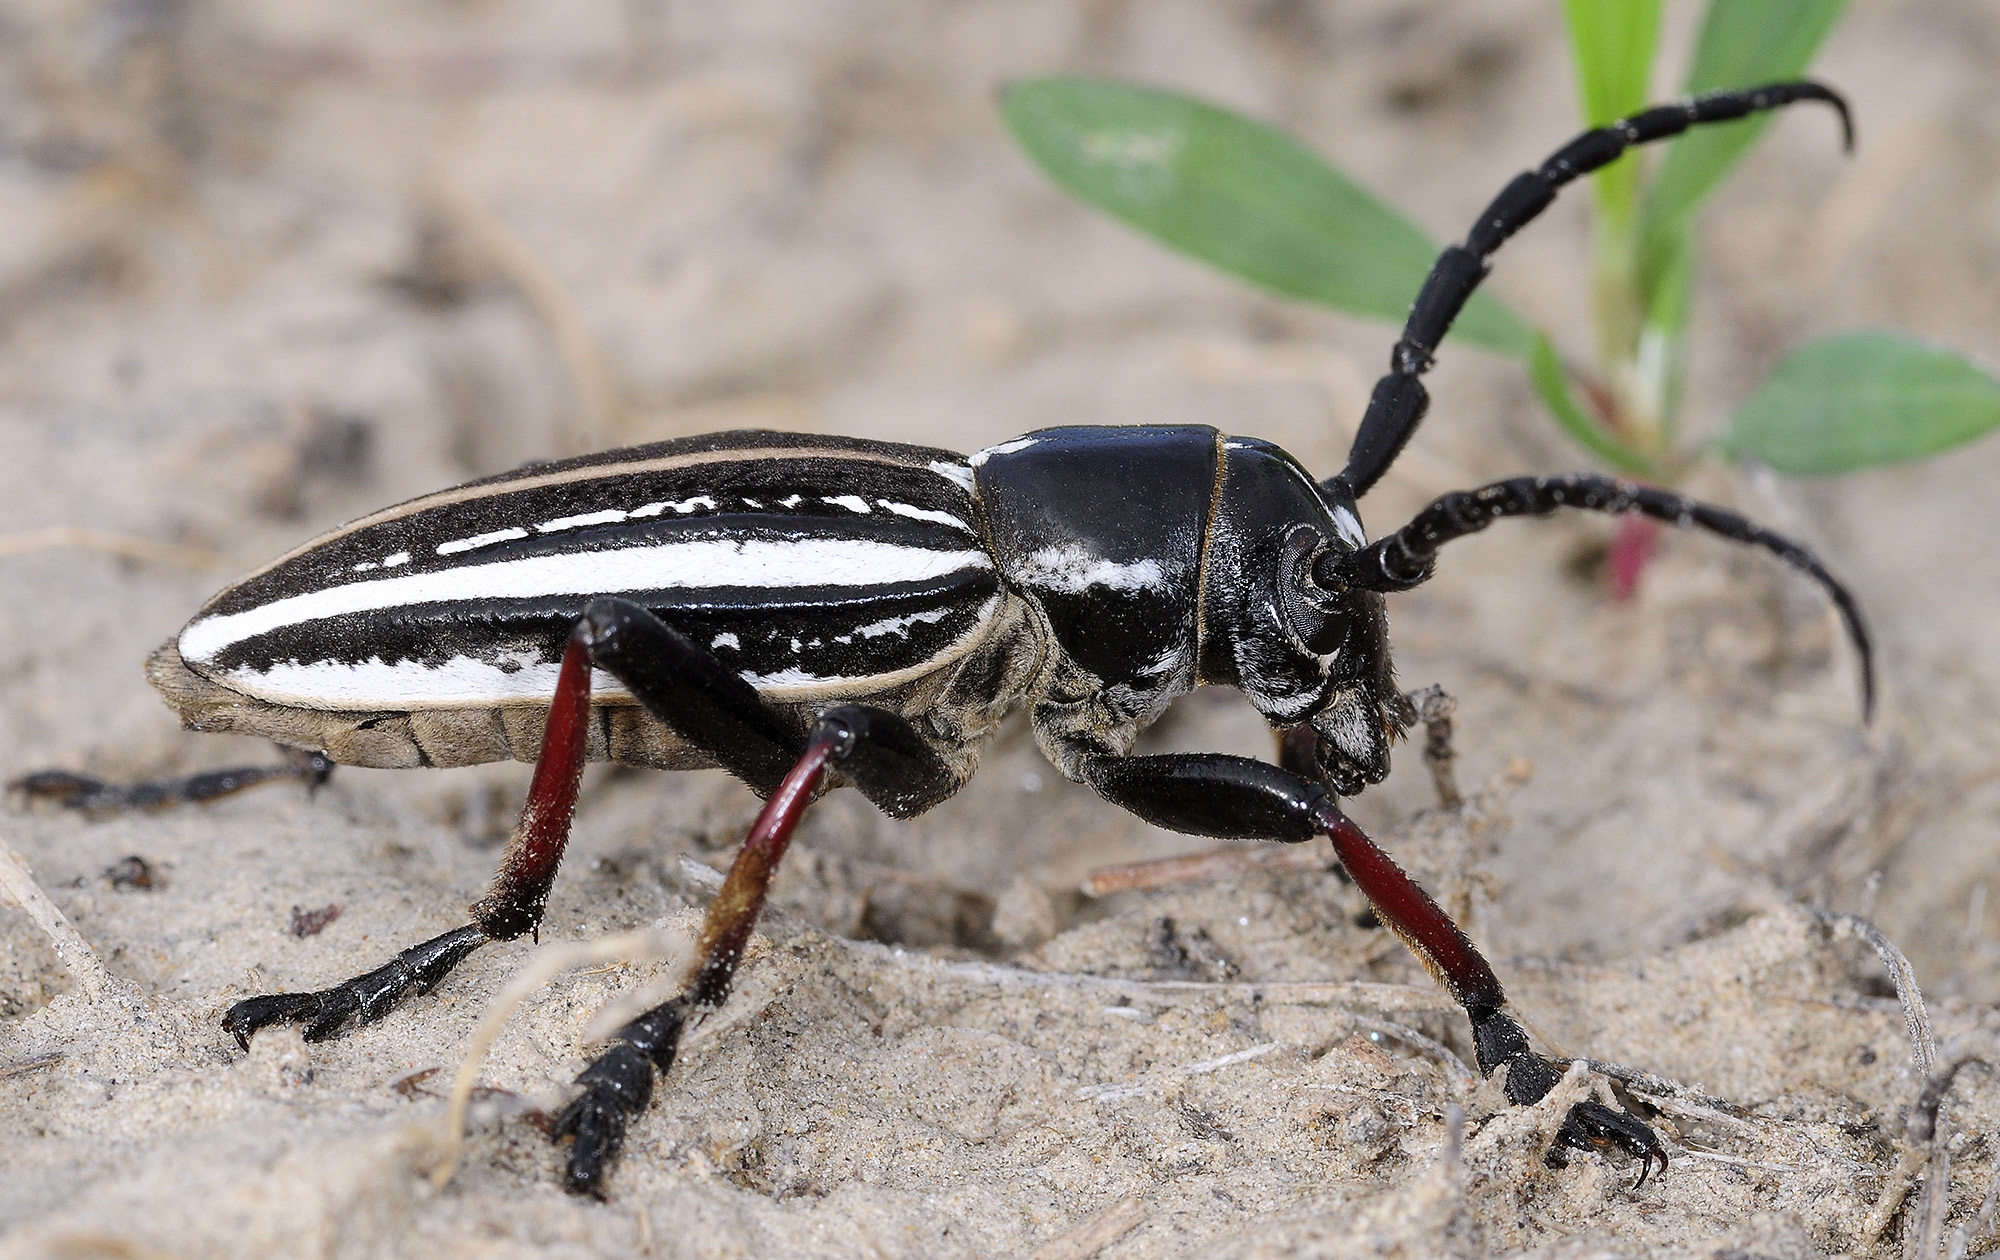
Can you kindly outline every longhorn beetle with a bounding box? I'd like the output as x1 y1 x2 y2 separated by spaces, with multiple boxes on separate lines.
22 82 1869 1196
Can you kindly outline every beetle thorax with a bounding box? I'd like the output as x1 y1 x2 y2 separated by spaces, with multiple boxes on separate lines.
968 426 1402 794
970 427 1214 726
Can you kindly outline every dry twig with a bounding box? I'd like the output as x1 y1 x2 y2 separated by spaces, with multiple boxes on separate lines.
0 828 113 997
1029 1196 1148 1260
428 179 627 453
0 526 216 569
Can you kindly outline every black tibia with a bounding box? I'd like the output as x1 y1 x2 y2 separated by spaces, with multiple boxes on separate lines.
223 924 487 1046
11 749 333 813
1323 472 1876 717
1334 81 1850 500
1080 749 1664 1178
580 596 806 796
557 704 950 1197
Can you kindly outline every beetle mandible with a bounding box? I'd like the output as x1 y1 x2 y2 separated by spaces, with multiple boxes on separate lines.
25 80 1869 1196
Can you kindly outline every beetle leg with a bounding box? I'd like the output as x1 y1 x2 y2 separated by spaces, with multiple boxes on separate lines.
223 597 961 1053
10 748 333 814
222 628 598 1046
578 596 810 798
578 597 959 817
553 702 952 1197
222 924 490 1046
1078 749 1666 1181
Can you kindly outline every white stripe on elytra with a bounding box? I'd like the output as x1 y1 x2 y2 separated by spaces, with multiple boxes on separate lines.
538 508 626 533
431 487 970 560
628 495 716 519
928 461 975 492
219 655 633 709
876 500 970 530
181 539 992 663
437 527 528 556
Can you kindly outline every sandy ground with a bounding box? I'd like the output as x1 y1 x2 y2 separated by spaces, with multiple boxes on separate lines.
3 1 2000 1256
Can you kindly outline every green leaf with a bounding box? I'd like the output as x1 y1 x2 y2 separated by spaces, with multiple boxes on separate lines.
1528 333 1658 477
1562 0 1662 227
1001 76 1534 358
1563 0 1663 125
1721 333 2000 475
1645 0 1850 232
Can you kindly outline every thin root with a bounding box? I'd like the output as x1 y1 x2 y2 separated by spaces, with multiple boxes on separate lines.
429 925 686 1189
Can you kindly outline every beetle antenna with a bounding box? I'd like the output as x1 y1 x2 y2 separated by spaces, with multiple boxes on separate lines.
1328 81 1852 501
1319 474 1876 721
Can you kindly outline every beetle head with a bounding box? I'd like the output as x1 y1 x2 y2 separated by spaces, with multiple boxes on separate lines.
1199 438 1404 796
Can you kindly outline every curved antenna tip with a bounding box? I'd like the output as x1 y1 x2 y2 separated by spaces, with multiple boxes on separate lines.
1805 81 1857 155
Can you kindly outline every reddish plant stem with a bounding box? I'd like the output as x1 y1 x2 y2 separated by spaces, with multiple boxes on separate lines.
1607 514 1660 603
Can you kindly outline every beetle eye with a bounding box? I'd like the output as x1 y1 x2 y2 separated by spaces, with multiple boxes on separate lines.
1293 602 1351 655
1280 527 1353 657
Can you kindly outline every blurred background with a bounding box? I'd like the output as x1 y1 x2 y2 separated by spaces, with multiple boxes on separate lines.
3 1 2000 1254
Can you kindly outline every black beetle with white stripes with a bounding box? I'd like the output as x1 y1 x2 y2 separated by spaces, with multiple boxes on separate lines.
37 81 1872 1195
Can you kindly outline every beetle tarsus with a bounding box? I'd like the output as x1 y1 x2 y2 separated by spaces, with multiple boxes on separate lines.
221 991 328 1049
222 923 488 1048
1469 1003 1664 1182
554 1003 685 1197
1549 1098 1669 1189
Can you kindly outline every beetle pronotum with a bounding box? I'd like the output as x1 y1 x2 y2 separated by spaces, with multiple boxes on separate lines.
21 81 1866 1195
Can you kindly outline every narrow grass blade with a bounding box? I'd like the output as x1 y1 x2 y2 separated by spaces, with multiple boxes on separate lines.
1645 0 1850 232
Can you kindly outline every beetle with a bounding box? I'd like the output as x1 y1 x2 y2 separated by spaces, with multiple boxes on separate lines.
21 81 1868 1196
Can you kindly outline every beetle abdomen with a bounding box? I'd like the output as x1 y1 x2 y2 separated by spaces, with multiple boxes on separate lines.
174 432 1004 714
